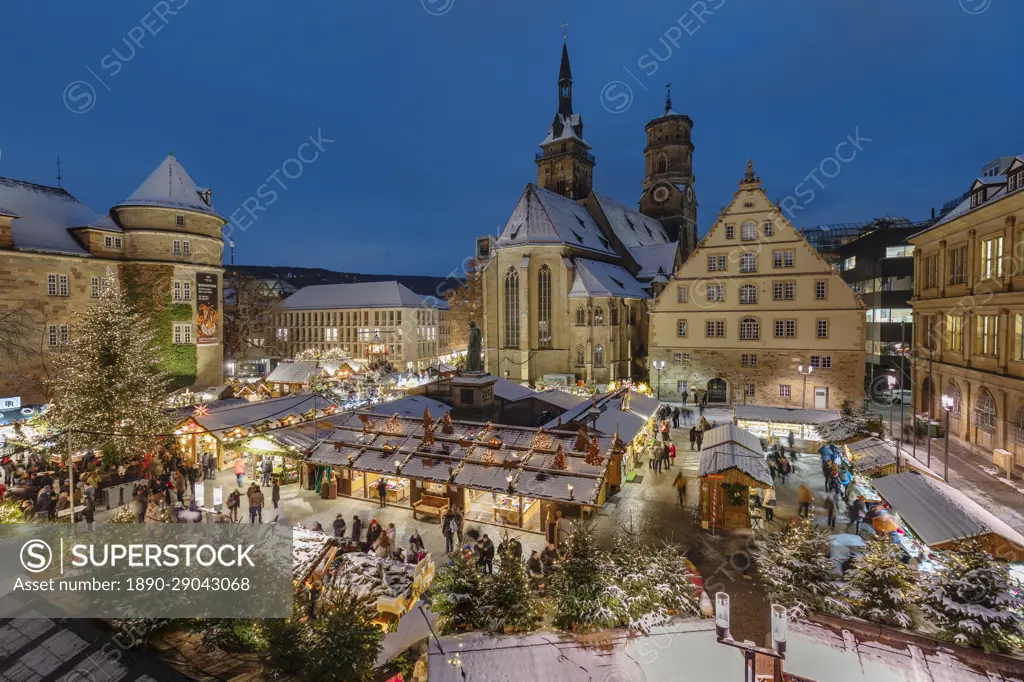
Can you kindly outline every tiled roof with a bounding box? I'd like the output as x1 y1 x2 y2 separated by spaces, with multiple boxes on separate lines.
568 258 650 299
495 184 618 256
0 178 106 255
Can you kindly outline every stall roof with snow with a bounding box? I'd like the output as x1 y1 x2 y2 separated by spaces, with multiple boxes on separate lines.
844 437 939 480
541 388 661 443
365 395 451 419
183 394 337 440
734 405 840 425
265 361 326 385
698 424 773 487
871 471 1024 560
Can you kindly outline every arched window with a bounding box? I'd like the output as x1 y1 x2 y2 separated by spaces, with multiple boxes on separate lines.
594 344 604 367
739 284 758 305
538 265 552 348
504 267 519 348
740 253 757 273
1014 404 1024 446
658 156 668 173
594 307 604 325
948 382 962 419
576 306 586 326
575 345 585 366
739 317 759 340
609 303 619 326
974 389 996 432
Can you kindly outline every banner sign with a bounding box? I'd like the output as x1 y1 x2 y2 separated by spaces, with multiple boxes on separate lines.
195 272 220 345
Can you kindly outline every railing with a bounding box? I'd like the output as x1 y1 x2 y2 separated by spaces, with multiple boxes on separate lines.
535 148 595 163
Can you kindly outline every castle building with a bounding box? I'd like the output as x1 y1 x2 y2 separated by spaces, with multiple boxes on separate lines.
0 155 225 402
480 42 696 386
909 153 1024 456
649 162 866 408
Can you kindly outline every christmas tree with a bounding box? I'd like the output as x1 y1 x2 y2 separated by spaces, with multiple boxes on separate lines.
302 589 383 681
441 412 454 435
843 537 920 629
423 407 434 430
605 529 698 632
754 520 848 618
480 532 541 632
46 269 171 464
109 505 137 523
550 521 616 632
920 539 1024 653
584 436 603 466
552 445 567 470
431 549 482 632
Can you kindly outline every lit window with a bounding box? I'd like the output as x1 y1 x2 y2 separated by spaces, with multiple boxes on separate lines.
815 281 827 300
677 320 688 337
946 315 963 352
884 245 914 258
741 222 757 241
981 236 1003 279
779 385 792 399
978 314 999 356
843 256 856 271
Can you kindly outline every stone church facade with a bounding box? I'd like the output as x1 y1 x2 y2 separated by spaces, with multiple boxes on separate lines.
0 155 225 403
649 162 866 408
480 42 696 386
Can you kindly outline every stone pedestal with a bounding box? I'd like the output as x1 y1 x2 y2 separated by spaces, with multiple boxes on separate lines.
450 372 498 411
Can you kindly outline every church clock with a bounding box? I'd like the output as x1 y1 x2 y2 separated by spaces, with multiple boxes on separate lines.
652 185 670 204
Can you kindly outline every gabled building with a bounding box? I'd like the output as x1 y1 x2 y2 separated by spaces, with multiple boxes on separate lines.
649 161 865 408
0 154 225 402
480 41 693 386
908 152 1024 456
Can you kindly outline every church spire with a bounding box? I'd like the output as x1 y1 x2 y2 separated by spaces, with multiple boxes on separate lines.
558 41 573 117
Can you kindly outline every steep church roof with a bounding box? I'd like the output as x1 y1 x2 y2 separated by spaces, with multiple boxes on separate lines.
568 258 650 299
114 154 222 218
629 243 678 280
496 184 618 257
591 193 670 247
0 177 105 255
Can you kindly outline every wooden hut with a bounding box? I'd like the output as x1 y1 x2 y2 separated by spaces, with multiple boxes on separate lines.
698 424 774 530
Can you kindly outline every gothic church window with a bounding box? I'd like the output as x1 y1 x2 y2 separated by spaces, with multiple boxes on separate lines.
594 345 604 367
575 345 585 366
538 265 552 348
576 306 586 326
594 307 604 325
504 267 520 348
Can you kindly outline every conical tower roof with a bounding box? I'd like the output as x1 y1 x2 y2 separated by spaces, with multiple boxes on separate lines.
114 154 221 218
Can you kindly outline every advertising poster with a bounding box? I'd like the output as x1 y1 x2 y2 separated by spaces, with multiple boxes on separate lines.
195 272 219 345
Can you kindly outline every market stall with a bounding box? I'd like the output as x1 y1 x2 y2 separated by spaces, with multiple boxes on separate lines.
843 437 939 480
871 471 1024 561
734 405 840 449
698 424 774 531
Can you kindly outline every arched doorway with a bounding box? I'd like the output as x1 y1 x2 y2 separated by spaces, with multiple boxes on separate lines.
707 378 728 404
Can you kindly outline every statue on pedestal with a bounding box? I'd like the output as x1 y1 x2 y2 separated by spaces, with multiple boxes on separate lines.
466 321 483 373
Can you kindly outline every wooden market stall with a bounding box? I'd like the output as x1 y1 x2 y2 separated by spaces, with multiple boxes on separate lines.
844 437 941 480
871 471 1024 561
733 405 839 450
698 424 774 531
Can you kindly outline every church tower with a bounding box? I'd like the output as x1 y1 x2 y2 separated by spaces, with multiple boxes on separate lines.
639 87 697 257
535 42 595 200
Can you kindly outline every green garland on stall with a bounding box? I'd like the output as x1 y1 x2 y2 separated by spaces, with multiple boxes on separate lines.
120 264 197 390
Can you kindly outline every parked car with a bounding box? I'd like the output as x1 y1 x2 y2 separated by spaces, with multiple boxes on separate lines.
883 388 912 405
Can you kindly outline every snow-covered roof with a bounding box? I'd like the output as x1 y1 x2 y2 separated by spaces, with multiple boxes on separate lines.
533 389 588 411
629 242 678 280
266 361 324 385
540 112 587 146
698 424 772 485
845 437 938 479
871 472 1024 551
279 281 442 310
366 395 451 419
701 423 764 455
917 154 1024 234
495 184 618 256
427 623 744 682
190 394 335 436
592 192 670 247
491 378 536 402
541 389 661 442
0 178 107 255
568 258 650 299
113 154 222 218
734 405 840 425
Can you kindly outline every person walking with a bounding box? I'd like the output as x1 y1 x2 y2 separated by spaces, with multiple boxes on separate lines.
249 485 264 523
653 444 663 474
689 426 697 451
377 477 388 508
787 430 795 451
681 391 688 407
261 456 272 487
227 489 240 522
333 514 347 537
173 469 186 505
763 487 776 522
778 456 791 485
669 443 676 467
823 493 836 529
82 489 96 531
671 406 680 428
351 515 363 544
660 420 671 442
443 511 457 553
234 457 245 487
695 429 704 452
797 484 812 518
271 478 280 509
673 471 686 505
847 496 867 534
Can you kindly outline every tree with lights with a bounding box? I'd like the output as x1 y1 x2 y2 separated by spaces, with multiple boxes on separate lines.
843 537 920 629
432 549 483 632
920 539 1024 653
754 519 848 618
550 521 616 632
46 269 172 464
480 531 541 632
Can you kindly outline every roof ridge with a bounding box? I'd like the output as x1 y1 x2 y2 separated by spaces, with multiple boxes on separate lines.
0 177 73 195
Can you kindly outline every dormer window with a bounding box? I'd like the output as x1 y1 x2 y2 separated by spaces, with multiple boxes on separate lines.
176 215 185 227
971 190 984 208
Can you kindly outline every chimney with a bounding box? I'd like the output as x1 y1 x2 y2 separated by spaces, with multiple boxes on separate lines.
931 207 936 220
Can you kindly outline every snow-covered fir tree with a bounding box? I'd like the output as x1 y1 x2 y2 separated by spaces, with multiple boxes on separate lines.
605 530 698 632
921 539 1024 653
550 521 617 632
480 532 541 632
843 537 920 628
431 549 482 632
755 519 848 618
46 269 171 464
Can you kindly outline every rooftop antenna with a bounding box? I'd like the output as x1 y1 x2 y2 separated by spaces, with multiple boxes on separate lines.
561 22 568 41
56 157 62 188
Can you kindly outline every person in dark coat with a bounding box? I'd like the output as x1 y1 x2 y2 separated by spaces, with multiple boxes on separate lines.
695 429 704 452
477 534 495 575
671 406 680 428
271 478 280 509
442 510 457 553
332 514 346 538
410 530 425 554
376 477 388 508
351 515 363 543
689 426 697 451
366 519 382 547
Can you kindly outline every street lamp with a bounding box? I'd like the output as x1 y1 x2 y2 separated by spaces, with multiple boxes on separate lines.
715 592 788 682
886 374 897 447
797 365 813 409
653 360 665 400
941 394 953 483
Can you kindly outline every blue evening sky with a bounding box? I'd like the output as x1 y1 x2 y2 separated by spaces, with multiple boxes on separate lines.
2 0 1022 276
